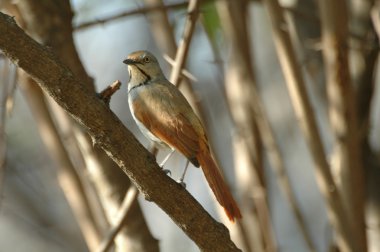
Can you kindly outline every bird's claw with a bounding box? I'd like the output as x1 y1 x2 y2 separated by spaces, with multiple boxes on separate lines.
161 168 171 176
177 180 186 188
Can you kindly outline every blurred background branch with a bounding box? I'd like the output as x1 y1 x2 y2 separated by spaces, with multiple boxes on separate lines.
0 0 379 251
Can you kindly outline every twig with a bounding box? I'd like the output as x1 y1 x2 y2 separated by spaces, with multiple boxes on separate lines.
96 186 139 252
262 0 355 251
163 54 197 82
97 80 122 106
74 2 189 31
0 12 241 252
169 0 201 86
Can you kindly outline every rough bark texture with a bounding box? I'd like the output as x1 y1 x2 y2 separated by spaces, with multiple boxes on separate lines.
12 1 159 251
0 12 241 252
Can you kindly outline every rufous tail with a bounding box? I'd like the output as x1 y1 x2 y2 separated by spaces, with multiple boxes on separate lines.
197 143 242 222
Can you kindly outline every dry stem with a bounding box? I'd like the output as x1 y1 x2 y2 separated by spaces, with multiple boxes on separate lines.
262 0 356 251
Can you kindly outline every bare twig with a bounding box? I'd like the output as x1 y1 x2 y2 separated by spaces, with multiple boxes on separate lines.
97 80 122 106
169 0 201 86
0 12 241 252
142 0 209 127
74 2 189 31
96 186 139 252
163 54 197 82
262 0 356 251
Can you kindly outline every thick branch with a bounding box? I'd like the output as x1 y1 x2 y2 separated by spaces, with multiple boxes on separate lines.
11 1 159 251
0 12 240 252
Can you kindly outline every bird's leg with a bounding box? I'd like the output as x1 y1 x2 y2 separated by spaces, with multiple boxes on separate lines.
177 160 190 188
159 149 175 175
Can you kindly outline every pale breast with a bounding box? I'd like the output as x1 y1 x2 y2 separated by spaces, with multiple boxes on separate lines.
128 86 167 146
128 80 205 161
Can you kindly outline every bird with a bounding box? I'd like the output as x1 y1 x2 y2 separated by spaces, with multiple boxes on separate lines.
124 50 241 222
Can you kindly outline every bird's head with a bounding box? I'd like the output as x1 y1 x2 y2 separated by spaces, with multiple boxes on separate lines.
123 51 164 86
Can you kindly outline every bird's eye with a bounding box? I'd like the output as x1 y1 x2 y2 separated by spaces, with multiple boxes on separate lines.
144 56 150 63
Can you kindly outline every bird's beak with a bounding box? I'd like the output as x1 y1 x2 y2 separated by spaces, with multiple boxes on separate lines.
123 58 138 65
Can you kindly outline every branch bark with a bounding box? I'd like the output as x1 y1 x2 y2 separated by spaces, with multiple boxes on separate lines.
0 12 241 252
11 1 159 251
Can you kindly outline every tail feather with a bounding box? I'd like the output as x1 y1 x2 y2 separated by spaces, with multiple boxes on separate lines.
197 144 242 222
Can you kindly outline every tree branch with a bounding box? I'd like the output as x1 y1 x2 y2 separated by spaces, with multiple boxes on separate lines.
96 186 138 252
318 0 366 251
262 0 356 251
74 1 189 31
0 12 241 252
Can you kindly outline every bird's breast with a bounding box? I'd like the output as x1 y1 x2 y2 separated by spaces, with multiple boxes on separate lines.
128 86 167 146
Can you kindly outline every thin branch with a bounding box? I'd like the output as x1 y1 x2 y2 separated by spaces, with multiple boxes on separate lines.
141 2 250 250
18 71 102 251
163 54 197 82
371 2 380 43
0 12 241 252
96 186 139 252
318 0 367 251
262 0 356 251
169 0 201 86
217 1 277 251
74 1 189 31
0 57 16 205
0 59 9 199
142 0 209 130
97 80 122 105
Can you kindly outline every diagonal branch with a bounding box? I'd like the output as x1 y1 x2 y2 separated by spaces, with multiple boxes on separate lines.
17 71 103 251
74 1 189 31
96 186 139 252
169 0 201 86
0 12 241 252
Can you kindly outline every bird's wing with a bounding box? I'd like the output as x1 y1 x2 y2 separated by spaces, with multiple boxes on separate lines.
131 83 203 165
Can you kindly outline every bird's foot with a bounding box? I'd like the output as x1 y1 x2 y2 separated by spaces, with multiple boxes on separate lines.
177 179 186 188
161 168 171 176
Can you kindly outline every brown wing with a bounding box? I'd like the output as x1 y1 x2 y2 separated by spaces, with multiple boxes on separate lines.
131 83 203 165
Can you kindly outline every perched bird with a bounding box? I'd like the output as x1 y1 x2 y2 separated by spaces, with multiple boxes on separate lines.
124 50 241 221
